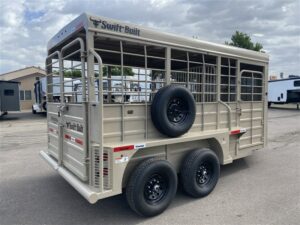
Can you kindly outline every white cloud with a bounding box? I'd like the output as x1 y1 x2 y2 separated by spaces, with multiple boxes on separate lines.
253 33 264 37
0 0 299 77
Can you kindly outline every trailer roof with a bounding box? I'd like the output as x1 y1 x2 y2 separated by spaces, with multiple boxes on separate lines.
48 13 269 63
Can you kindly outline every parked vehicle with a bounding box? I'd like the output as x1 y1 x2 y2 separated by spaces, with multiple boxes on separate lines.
268 78 300 107
73 75 151 103
32 77 73 113
40 13 269 217
0 80 20 117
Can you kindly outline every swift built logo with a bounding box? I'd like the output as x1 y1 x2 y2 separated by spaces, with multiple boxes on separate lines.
91 18 140 36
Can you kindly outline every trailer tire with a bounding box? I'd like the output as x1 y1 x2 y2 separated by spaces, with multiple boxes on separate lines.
151 85 196 137
180 148 220 198
126 158 177 217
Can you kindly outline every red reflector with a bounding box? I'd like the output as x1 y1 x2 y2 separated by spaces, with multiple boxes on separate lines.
64 134 71 139
75 138 83 145
113 145 134 152
230 129 241 135
231 128 247 135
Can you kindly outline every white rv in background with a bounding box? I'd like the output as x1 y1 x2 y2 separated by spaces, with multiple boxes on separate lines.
73 75 152 103
268 77 300 107
32 77 73 113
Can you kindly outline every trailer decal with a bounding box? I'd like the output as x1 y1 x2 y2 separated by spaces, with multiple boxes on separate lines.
66 121 83 133
48 128 58 134
230 128 247 135
64 134 83 145
113 143 146 152
134 143 146 149
115 156 129 164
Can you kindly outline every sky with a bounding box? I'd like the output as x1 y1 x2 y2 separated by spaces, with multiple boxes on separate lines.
0 0 299 77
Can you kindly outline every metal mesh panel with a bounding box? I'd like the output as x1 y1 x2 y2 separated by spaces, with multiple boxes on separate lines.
220 58 237 102
46 43 87 104
170 50 217 102
241 71 263 101
93 37 166 103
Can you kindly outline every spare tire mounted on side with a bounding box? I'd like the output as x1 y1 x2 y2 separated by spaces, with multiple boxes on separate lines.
151 85 196 137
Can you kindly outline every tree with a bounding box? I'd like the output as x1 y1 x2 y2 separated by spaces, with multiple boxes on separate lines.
225 31 263 51
63 70 82 78
102 66 134 76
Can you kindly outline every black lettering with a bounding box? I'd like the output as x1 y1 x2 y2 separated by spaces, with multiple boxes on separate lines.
101 21 107 29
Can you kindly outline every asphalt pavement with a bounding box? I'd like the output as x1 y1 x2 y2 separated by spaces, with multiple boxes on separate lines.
0 108 299 225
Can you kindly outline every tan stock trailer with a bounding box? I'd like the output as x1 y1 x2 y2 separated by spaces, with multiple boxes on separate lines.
40 13 269 217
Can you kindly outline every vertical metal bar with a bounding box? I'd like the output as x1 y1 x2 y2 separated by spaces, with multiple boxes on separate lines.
236 60 241 128
108 66 112 103
263 64 268 146
144 45 148 139
89 48 104 192
71 60 74 101
138 68 140 102
85 33 94 186
120 41 125 141
165 47 171 85
251 72 254 144
216 56 221 129
228 58 231 102
57 52 64 166
201 54 206 131
81 50 87 102
187 52 190 88
202 54 206 103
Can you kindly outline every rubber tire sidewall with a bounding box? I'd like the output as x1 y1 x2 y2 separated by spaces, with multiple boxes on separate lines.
181 149 220 198
151 85 196 137
126 158 178 217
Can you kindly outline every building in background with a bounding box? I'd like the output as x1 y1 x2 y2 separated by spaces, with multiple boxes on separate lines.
0 67 46 110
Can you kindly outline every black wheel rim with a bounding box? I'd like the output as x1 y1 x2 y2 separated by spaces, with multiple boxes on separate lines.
144 174 168 204
196 162 213 185
167 97 188 124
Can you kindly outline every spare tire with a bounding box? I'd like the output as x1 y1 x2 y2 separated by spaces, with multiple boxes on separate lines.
151 85 196 137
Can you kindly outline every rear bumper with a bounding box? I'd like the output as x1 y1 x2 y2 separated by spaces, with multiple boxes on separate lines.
40 150 99 203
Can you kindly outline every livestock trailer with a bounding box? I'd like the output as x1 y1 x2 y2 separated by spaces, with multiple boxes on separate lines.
0 80 20 116
268 77 300 107
40 13 269 216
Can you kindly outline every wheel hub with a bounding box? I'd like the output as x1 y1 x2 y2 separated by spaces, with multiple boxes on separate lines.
196 163 211 185
144 175 167 203
167 98 188 123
